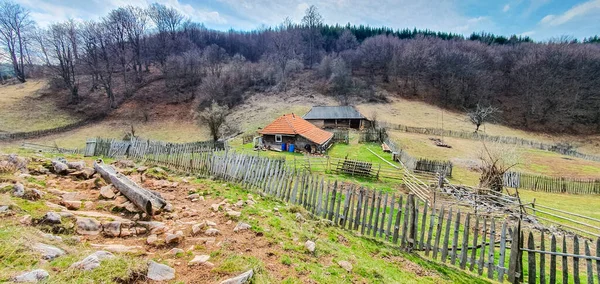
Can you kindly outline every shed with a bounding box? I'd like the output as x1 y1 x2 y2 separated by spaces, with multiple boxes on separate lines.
303 106 370 129
259 113 334 153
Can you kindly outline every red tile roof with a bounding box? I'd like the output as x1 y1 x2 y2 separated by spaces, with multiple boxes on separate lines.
259 113 333 145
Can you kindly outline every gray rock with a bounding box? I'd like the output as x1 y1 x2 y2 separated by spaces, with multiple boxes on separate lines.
226 210 241 217
41 233 62 242
188 255 210 265
187 193 200 200
0 205 9 213
205 228 220 236
136 166 148 173
66 161 86 171
233 222 252 232
146 234 160 246
205 220 217 227
99 185 116 199
102 221 121 237
76 217 102 235
51 160 68 174
304 240 316 253
219 269 254 284
165 231 184 244
147 261 175 281
33 243 65 260
211 204 220 212
166 248 184 256
71 251 114 270
337 260 353 272
13 269 49 282
191 222 206 235
12 183 25 197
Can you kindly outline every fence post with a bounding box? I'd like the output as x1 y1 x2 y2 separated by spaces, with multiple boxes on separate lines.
508 220 522 283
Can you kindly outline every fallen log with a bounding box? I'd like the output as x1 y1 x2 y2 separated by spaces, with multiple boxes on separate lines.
94 161 168 216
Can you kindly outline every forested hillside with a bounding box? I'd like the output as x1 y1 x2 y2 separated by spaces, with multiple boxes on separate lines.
1 1 600 133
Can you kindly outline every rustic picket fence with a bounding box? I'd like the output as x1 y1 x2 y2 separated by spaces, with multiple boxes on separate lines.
290 155 404 181
504 171 600 195
79 137 599 283
85 137 225 158
378 121 600 163
331 129 350 144
20 142 84 155
0 115 105 141
359 128 388 143
384 138 453 177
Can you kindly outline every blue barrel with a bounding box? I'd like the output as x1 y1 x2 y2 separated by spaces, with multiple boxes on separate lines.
281 143 287 151
288 144 295 152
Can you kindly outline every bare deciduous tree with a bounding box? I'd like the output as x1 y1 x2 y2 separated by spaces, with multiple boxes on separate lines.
301 5 322 68
268 19 299 90
0 1 33 82
47 20 79 103
203 44 227 78
199 100 229 141
467 103 500 132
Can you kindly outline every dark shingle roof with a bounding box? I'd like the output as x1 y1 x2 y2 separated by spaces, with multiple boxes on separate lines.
302 106 366 120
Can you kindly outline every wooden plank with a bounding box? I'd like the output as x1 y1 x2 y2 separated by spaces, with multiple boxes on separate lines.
540 232 546 284
585 241 594 284
367 190 376 235
433 207 445 260
373 191 382 238
451 211 461 266
400 194 412 249
508 221 521 283
488 219 496 279
335 182 343 225
596 238 600 284
498 222 508 282
528 232 536 284
563 235 569 284
361 190 370 235
574 235 580 284
392 196 402 244
379 192 388 238
478 217 488 276
341 186 351 227
347 186 356 230
386 193 396 240
323 181 330 218
425 205 436 257
441 208 453 263
354 187 363 231
459 213 471 270
329 181 337 221
550 234 557 284
419 202 428 250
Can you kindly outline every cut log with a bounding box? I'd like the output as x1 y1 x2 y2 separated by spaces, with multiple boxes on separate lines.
94 162 168 216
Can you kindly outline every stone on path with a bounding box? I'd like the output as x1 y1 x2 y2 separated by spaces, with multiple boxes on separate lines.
219 269 254 284
337 260 353 272
147 261 175 281
165 231 184 244
13 269 49 283
205 228 220 236
76 217 101 235
304 240 316 253
70 251 115 270
91 244 142 254
12 183 25 197
99 185 116 199
166 248 184 256
226 210 241 217
233 222 251 232
33 243 65 260
188 255 210 266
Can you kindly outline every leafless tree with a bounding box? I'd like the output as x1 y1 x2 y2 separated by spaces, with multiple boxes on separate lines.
203 44 227 77
268 19 299 90
122 6 148 81
0 1 33 82
329 57 352 103
301 5 323 68
199 100 229 141
467 103 500 132
47 20 79 103
148 3 184 66
80 21 117 108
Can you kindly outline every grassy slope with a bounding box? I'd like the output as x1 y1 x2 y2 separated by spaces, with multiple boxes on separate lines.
0 80 79 132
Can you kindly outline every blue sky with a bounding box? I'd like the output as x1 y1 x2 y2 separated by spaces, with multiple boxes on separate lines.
17 0 600 41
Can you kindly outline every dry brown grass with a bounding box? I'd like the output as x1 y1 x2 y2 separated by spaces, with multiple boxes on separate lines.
0 80 79 132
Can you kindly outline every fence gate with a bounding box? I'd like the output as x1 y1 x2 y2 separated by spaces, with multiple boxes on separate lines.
84 138 97 157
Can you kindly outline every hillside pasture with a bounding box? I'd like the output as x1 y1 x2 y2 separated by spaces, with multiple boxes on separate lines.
0 80 80 133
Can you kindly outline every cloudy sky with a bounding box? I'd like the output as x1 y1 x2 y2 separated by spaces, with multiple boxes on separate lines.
17 0 600 41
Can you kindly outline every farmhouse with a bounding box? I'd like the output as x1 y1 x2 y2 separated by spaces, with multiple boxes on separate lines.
303 106 370 130
259 113 334 153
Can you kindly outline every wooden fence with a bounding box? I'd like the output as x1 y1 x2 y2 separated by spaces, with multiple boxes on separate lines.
79 138 600 283
379 121 600 163
384 138 453 177
291 155 404 181
86 137 226 158
242 134 254 145
331 129 349 144
359 128 387 143
20 142 84 155
504 171 600 195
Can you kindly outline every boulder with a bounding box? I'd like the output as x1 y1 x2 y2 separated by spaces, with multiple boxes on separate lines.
205 228 220 236
226 210 241 218
51 160 69 174
102 221 121 237
76 217 102 235
71 251 114 270
165 231 184 244
12 183 25 197
188 255 210 266
219 269 254 284
147 261 175 281
191 222 206 235
66 161 86 171
69 167 96 180
146 234 160 246
13 269 49 283
33 243 65 260
99 185 116 199
42 212 62 224
233 222 252 232
337 260 353 272
136 166 148 173
304 240 316 253
60 200 81 210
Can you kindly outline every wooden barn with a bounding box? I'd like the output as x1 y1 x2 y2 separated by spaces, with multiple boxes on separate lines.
303 106 370 130
259 113 334 153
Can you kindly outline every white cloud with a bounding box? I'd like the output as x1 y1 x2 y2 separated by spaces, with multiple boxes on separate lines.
519 30 535 37
503 4 510 12
539 0 600 27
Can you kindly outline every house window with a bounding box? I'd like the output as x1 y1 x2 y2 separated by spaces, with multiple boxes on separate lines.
275 135 282 143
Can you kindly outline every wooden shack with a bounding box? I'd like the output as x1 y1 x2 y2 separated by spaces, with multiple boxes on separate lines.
303 106 370 129
259 113 334 153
